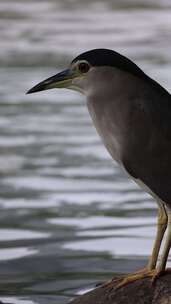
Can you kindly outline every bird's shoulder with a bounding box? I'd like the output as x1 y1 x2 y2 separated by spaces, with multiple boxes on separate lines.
140 76 171 136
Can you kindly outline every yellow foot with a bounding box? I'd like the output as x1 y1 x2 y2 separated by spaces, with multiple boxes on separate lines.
104 268 157 290
116 269 156 289
151 267 171 284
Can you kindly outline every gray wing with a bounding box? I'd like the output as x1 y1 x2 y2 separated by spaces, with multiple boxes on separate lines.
122 87 171 205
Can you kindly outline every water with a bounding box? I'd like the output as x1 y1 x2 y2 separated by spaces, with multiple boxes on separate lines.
0 0 171 303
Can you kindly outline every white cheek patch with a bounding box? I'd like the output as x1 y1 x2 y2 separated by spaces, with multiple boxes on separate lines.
70 76 86 94
68 84 85 94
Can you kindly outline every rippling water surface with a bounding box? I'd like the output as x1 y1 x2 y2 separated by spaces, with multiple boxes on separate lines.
0 0 171 303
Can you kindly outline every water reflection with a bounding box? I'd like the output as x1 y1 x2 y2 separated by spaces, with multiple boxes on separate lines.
0 0 171 303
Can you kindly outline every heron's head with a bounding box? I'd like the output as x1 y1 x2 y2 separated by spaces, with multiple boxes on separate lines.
27 48 146 96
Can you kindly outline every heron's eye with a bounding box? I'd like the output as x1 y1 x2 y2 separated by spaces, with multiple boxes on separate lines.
78 62 90 73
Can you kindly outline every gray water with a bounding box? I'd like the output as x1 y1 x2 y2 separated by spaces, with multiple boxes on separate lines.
0 1 171 303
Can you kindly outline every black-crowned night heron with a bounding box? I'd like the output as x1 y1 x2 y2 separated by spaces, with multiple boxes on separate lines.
27 48 171 287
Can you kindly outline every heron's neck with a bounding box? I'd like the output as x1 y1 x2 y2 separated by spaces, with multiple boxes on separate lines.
86 75 145 163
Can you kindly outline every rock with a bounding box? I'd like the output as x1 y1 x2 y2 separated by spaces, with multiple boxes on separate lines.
69 274 171 304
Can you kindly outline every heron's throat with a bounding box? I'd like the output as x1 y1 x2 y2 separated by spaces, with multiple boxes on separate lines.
87 97 124 164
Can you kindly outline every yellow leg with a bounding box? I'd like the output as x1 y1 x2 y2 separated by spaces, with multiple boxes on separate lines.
104 201 168 289
148 201 168 270
115 204 170 288
157 208 171 272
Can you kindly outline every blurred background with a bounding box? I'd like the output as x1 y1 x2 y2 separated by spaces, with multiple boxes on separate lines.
0 0 171 303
